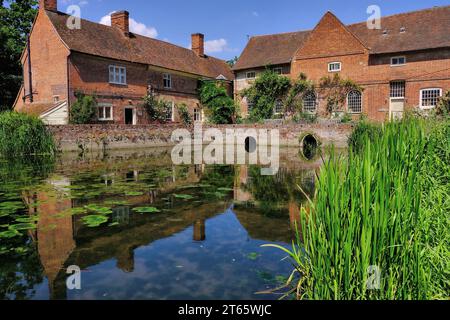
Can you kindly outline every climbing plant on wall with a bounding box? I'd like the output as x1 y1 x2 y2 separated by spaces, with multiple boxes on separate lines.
241 69 291 121
317 74 362 114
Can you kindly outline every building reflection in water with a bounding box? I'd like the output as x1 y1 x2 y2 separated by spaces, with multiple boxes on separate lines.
193 219 206 241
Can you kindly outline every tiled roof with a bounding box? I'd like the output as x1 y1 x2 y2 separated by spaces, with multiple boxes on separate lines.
233 5 450 71
46 10 234 80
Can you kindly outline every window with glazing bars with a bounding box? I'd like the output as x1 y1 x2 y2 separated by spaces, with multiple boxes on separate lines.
390 81 405 98
347 90 362 113
302 92 317 113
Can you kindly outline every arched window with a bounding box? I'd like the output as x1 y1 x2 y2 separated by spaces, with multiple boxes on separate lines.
274 99 283 114
303 92 317 113
347 90 362 113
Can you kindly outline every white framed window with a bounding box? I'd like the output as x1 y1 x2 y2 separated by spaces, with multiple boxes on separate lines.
109 65 126 85
274 99 283 114
391 56 406 67
166 101 174 121
246 71 256 79
163 73 172 89
98 104 113 121
328 62 341 72
391 56 406 66
303 92 317 113
347 90 362 113
273 67 283 75
194 108 202 122
420 88 442 109
390 81 405 98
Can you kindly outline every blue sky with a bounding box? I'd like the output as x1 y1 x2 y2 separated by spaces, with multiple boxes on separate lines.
59 0 450 60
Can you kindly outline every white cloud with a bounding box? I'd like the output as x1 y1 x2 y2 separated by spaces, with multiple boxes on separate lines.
252 11 259 17
204 38 228 53
99 13 158 38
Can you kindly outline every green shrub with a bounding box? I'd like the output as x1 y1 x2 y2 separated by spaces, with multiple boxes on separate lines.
142 94 172 123
347 120 382 152
293 112 318 124
0 111 56 157
176 103 192 125
198 80 237 124
340 112 352 123
69 92 98 124
436 90 450 117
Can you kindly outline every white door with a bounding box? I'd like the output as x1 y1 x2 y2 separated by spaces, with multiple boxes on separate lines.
389 98 404 120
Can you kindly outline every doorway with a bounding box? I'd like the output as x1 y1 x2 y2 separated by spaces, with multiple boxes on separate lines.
389 98 404 120
124 107 136 125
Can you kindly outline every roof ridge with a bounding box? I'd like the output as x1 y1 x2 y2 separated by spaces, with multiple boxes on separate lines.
347 5 450 27
48 10 209 59
251 29 311 39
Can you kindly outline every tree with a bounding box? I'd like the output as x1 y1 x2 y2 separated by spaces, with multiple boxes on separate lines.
241 69 291 121
69 92 98 124
0 0 38 111
226 56 238 67
198 80 237 124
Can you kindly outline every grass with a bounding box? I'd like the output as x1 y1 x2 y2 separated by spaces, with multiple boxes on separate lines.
0 111 56 157
265 116 449 300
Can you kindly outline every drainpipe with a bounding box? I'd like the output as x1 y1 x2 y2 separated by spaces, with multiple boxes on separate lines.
27 36 33 103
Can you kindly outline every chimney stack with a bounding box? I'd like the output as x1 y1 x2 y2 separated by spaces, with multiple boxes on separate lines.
192 33 204 57
40 0 57 12
111 11 130 36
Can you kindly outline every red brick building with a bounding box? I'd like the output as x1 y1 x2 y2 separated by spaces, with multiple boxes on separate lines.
14 0 233 125
233 6 450 121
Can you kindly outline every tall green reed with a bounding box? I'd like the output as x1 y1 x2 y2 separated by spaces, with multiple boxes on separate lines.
265 117 449 299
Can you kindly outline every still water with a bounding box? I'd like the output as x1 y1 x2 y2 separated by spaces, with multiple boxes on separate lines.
0 148 321 300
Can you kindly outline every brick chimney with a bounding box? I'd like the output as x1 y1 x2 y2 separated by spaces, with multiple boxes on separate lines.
111 11 130 35
192 33 204 57
39 0 57 12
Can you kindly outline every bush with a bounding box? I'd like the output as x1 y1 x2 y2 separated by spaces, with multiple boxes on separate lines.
198 81 237 124
0 111 56 157
69 92 97 124
347 120 382 152
436 90 450 117
340 112 352 123
293 112 318 124
176 103 192 125
142 94 172 123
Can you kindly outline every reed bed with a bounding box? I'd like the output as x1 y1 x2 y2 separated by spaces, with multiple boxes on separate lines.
266 117 449 299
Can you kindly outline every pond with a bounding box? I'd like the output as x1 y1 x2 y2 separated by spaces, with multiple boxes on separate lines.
0 147 323 300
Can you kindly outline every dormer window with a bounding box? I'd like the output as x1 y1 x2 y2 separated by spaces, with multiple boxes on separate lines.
391 56 406 66
328 62 341 72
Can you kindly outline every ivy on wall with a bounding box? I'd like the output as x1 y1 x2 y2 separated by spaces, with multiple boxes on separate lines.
198 80 237 124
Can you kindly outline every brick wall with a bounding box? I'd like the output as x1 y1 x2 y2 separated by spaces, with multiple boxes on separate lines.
48 122 353 152
14 10 70 112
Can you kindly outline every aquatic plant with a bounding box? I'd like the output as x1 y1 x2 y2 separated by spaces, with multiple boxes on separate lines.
0 111 56 157
266 117 449 300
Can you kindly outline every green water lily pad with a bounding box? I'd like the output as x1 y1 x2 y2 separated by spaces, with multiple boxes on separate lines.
84 204 112 215
103 200 130 206
125 191 144 196
82 215 109 227
132 207 160 214
9 223 37 231
173 194 195 200
108 222 120 227
247 252 261 260
0 229 20 239
217 187 233 192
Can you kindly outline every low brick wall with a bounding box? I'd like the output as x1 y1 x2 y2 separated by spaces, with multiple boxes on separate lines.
47 122 354 152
